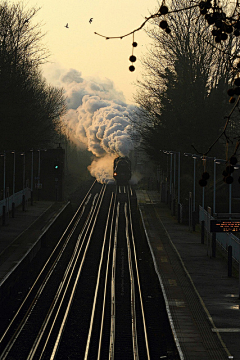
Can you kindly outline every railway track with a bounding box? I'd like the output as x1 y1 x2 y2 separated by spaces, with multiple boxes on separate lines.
0 181 180 360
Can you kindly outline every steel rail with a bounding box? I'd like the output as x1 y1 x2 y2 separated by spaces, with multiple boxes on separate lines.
0 181 97 359
109 202 120 360
0 180 97 351
84 192 116 359
27 189 102 360
124 202 139 360
97 192 117 360
127 185 150 359
0 194 92 360
48 184 107 360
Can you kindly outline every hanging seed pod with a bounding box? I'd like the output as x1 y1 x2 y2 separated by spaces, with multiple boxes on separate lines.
199 178 207 187
215 19 223 29
200 8 208 15
199 1 206 9
212 29 218 36
234 78 240 86
230 156 238 165
132 42 138 47
205 0 211 9
222 170 228 177
159 20 168 29
235 21 240 30
129 55 136 62
221 33 228 41
229 96 236 103
159 5 168 15
220 12 226 21
227 88 235 96
207 16 215 25
234 87 240 95
226 25 233 34
129 65 135 72
225 175 234 184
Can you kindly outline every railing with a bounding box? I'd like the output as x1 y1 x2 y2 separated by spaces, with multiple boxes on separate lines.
199 205 240 264
0 188 31 217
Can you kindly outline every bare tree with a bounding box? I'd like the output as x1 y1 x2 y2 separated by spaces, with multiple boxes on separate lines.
95 0 240 159
132 0 237 163
0 1 66 151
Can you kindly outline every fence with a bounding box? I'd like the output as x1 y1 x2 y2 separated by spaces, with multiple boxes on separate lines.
0 188 31 218
199 205 240 264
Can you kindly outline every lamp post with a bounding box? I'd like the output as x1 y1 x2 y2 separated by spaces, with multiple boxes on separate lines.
30 149 34 205
169 151 180 217
170 152 173 202
37 150 41 201
184 153 206 230
11 151 15 217
201 155 216 212
213 157 216 214
1 151 6 225
21 152 26 211
177 152 181 219
37 149 47 201
184 153 197 212
163 150 173 208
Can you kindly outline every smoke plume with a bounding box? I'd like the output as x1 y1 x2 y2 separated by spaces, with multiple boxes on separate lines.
55 68 137 183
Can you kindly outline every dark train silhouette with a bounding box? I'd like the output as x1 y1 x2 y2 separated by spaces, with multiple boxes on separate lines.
113 156 131 184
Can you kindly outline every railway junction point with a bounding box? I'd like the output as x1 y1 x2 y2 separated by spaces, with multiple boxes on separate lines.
0 189 239 359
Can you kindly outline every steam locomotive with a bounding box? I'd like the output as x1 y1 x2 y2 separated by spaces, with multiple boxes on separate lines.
113 156 131 184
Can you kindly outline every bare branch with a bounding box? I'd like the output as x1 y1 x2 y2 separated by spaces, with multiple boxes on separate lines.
94 5 198 40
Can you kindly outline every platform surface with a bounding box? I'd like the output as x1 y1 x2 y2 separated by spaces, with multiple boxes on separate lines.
137 189 239 360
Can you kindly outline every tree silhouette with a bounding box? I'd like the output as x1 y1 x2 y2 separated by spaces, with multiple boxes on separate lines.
0 1 66 151
95 0 240 162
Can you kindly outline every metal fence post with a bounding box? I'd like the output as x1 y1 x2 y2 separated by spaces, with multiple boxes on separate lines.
189 192 192 231
228 245 232 277
201 220 205 244
212 232 216 258
207 207 212 256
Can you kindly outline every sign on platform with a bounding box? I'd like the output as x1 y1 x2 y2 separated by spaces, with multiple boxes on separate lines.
210 219 240 232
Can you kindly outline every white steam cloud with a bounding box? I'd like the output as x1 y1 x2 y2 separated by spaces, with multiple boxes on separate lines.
55 68 137 183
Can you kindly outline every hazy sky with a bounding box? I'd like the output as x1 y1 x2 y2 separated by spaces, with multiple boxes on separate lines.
11 0 160 104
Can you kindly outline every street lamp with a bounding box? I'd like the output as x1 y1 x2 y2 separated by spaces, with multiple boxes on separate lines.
30 149 34 205
169 151 181 217
37 149 47 200
184 153 198 212
21 152 26 211
1 151 6 225
11 151 15 217
184 153 208 230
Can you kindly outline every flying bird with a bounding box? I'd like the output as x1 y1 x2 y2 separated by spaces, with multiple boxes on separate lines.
65 23 69 28
89 18 93 24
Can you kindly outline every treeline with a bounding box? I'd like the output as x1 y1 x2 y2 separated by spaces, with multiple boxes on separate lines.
0 1 66 151
132 0 240 168
0 1 93 197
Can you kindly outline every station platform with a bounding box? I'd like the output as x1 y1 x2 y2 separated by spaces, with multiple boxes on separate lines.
0 200 69 287
136 189 239 360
